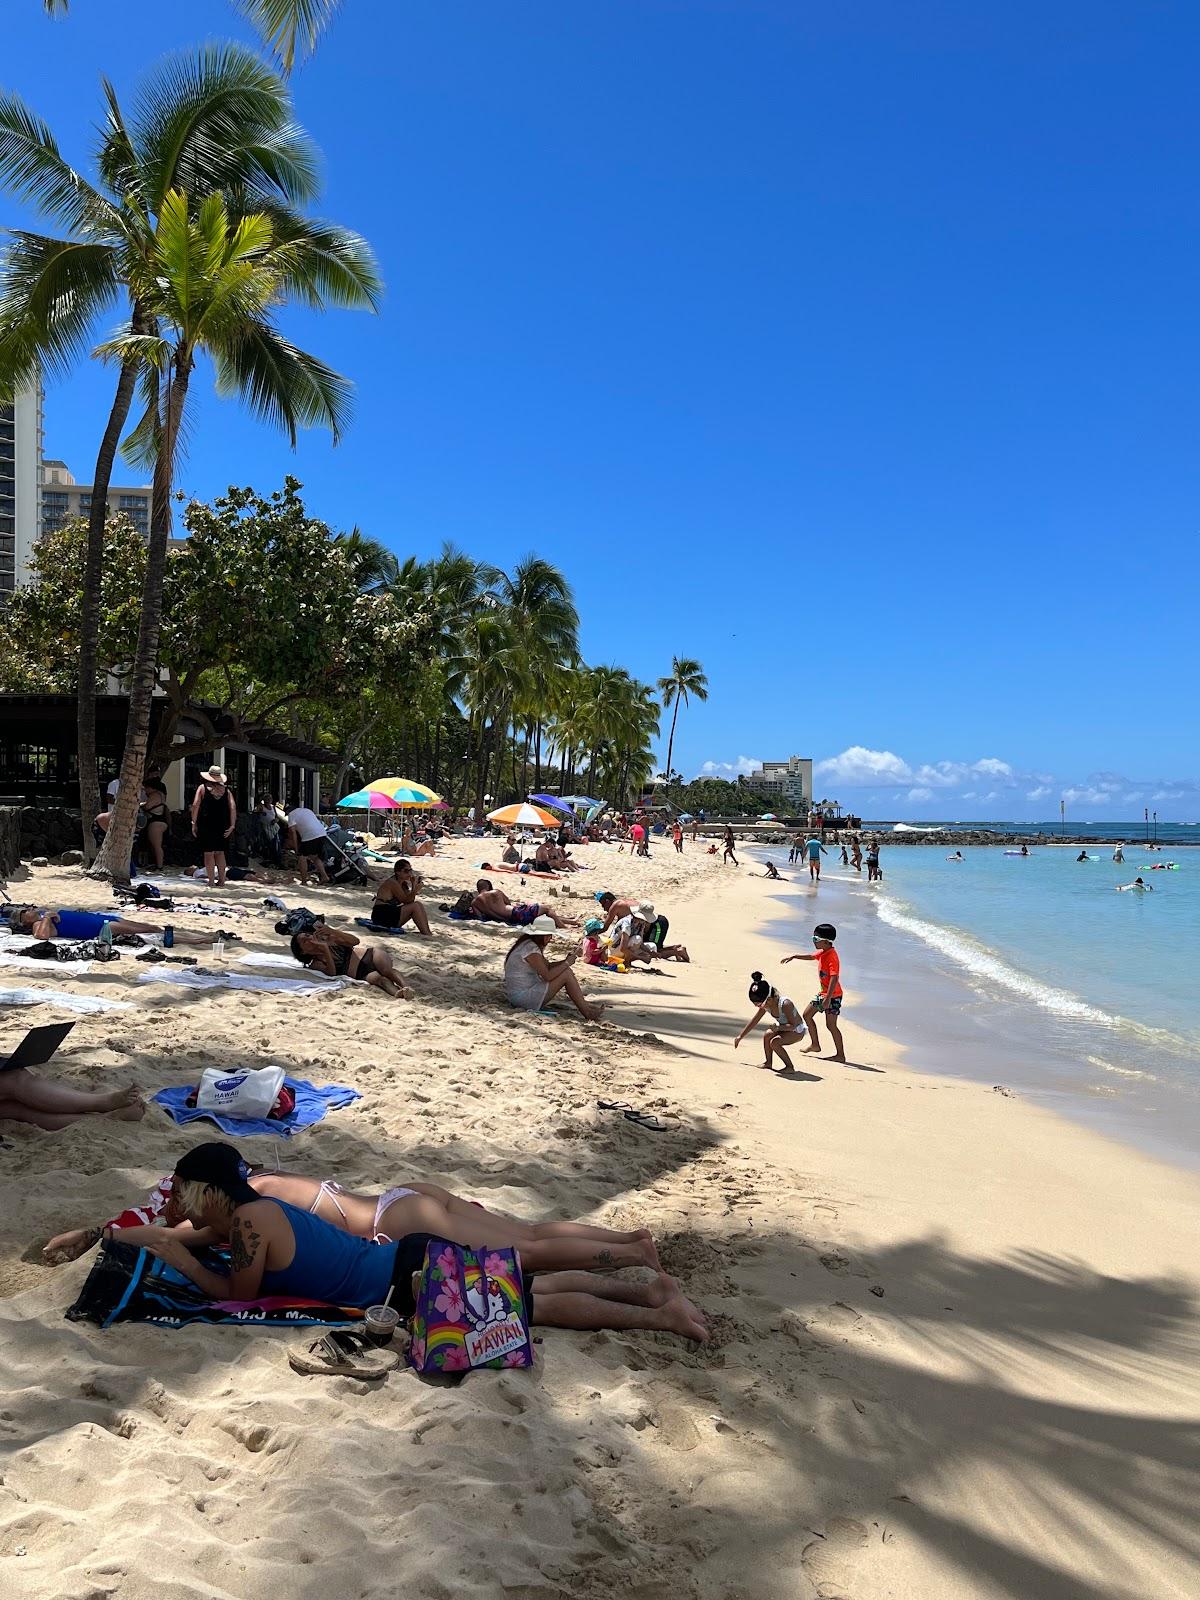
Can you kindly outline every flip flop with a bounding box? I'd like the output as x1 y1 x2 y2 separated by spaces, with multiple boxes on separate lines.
597 1099 635 1112
288 1331 400 1380
623 1109 670 1132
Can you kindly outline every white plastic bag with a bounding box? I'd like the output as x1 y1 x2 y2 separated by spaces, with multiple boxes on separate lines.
196 1064 286 1120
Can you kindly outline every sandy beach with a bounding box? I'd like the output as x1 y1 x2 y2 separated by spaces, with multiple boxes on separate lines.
1 842 1198 1600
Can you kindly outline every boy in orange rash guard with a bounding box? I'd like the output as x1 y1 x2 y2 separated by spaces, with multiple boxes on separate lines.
782 922 846 1063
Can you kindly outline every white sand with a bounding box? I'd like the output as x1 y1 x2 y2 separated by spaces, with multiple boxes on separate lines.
1 845 1198 1599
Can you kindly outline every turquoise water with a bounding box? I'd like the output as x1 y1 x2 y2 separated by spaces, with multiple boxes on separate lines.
759 841 1200 1165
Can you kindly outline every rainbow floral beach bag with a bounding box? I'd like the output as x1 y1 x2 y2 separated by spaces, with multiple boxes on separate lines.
407 1239 535 1374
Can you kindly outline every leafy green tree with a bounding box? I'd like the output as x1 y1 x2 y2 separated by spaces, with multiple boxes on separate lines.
656 656 709 796
0 43 353 853
43 0 343 71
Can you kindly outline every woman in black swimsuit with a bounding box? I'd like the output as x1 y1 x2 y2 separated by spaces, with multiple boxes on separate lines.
190 766 236 886
142 783 171 870
290 926 409 998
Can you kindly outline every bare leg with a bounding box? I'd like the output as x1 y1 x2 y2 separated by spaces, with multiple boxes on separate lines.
825 1011 846 1063
532 1288 708 1341
365 948 409 998
542 965 604 1022
203 851 217 886
803 1002 824 1054
3 1067 141 1117
376 1194 651 1272
213 851 227 887
409 1186 657 1263
397 902 431 935
533 1270 681 1306
766 1028 805 1073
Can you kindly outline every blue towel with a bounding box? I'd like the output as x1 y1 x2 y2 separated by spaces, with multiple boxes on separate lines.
355 918 404 934
152 1076 360 1138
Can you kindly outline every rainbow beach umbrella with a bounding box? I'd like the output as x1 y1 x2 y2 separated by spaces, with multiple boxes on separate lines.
337 789 401 811
487 801 561 828
364 776 443 807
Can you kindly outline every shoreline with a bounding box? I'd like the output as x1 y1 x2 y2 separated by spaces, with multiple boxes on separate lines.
1 848 1199 1598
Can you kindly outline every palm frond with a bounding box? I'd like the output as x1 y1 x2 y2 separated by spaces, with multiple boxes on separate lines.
0 92 118 237
0 232 119 390
234 0 344 72
214 318 353 445
255 207 382 311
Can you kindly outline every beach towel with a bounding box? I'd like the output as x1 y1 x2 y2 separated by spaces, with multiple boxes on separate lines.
66 1239 360 1330
0 986 131 1014
0 947 95 976
355 918 406 935
137 967 347 997
152 1075 359 1137
235 951 342 975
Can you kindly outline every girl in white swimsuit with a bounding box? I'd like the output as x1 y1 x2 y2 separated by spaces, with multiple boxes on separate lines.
733 971 808 1073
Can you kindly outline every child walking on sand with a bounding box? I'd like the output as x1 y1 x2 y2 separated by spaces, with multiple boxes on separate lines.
782 922 846 1062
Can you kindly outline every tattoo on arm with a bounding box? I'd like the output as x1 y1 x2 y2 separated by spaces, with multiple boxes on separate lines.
229 1216 262 1274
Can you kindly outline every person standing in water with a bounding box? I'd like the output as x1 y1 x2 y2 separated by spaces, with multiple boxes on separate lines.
1113 843 1125 863
782 922 846 1062
804 832 827 882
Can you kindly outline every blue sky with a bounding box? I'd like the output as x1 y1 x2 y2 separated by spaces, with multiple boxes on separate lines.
3 1 1198 818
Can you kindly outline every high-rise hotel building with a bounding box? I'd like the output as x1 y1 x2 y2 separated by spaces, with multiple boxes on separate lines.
0 380 43 593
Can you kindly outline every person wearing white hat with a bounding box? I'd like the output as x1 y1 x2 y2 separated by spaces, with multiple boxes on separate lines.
504 916 606 1022
190 766 237 887
609 902 690 967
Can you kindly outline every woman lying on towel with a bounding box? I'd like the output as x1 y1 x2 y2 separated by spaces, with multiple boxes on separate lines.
45 1151 659 1274
66 1142 708 1340
290 925 409 997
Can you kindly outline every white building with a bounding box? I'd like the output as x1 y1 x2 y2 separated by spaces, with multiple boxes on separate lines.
742 756 813 812
0 379 44 591
42 458 152 540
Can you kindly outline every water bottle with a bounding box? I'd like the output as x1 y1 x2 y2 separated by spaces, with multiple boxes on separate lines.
99 920 113 951
163 925 174 949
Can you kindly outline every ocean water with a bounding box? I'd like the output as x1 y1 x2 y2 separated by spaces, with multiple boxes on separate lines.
758 840 1200 1167
871 818 1199 843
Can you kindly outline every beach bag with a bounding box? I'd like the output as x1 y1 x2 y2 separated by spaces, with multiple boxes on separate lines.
195 1065 286 1121
407 1239 534 1375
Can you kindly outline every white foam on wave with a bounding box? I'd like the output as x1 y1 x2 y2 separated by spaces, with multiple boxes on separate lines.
892 823 940 833
1086 1055 1159 1083
874 896 1118 1024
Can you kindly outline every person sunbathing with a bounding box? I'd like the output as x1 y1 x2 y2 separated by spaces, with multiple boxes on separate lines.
90 1143 707 1341
8 905 222 947
471 880 576 928
290 925 409 997
369 859 432 934
45 1153 661 1274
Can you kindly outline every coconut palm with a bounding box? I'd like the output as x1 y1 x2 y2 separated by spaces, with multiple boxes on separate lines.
0 44 351 854
43 0 342 71
656 655 708 795
89 181 378 879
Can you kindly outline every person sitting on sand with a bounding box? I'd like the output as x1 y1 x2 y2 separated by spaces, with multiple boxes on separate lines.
290 926 410 997
782 921 846 1063
125 1143 707 1340
609 902 690 966
8 906 222 947
755 863 783 881
400 826 436 858
504 916 605 1022
733 971 807 1073
369 859 432 935
581 917 607 965
46 1145 663 1277
472 880 576 928
501 833 520 865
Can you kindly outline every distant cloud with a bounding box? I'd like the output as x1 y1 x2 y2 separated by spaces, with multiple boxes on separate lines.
906 787 933 802
698 755 761 779
1026 786 1052 801
816 747 913 785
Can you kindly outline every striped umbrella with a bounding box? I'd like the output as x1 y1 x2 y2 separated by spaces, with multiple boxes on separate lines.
337 789 402 811
487 802 562 828
364 776 443 807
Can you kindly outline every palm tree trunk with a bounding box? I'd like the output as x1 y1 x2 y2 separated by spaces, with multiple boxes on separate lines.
77 351 142 860
665 697 680 791
533 719 543 791
92 358 189 882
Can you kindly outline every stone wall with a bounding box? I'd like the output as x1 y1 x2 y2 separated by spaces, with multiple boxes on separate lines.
0 807 20 877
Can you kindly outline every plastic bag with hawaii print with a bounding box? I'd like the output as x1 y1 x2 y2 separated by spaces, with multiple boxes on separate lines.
406 1237 534 1374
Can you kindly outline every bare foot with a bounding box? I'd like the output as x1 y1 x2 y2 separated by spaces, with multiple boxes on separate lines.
829 1054 848 1064
646 1271 683 1307
635 1228 662 1271
582 1002 608 1023
42 1226 101 1266
100 1084 141 1113
804 1043 822 1055
110 1098 146 1123
660 1295 710 1342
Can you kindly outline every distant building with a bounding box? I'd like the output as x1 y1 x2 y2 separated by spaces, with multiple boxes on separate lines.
41 459 153 541
740 756 813 812
0 379 44 592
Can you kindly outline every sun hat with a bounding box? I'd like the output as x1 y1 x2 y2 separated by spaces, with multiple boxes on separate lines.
633 901 655 921
203 765 226 783
526 914 559 936
583 916 603 934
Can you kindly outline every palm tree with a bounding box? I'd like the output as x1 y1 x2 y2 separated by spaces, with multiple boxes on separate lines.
90 181 378 878
0 44 332 857
656 655 708 795
43 0 343 71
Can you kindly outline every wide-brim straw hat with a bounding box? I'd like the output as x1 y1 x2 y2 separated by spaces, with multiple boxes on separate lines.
203 765 227 783
526 915 559 936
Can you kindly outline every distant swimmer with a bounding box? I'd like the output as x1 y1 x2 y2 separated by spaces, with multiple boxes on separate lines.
1020 844 1029 857
947 850 964 862
1117 877 1153 892
1112 844 1125 863
1077 850 1090 862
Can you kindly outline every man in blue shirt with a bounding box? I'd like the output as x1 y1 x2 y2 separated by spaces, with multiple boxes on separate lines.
804 835 827 882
